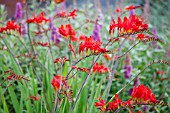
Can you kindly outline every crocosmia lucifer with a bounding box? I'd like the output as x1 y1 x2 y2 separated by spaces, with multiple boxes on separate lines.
51 75 67 92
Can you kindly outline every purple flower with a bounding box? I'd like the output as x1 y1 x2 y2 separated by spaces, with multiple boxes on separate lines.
123 53 133 79
153 26 158 37
38 34 43 39
92 9 103 41
134 77 140 86
51 27 61 43
129 9 134 17
152 26 161 49
15 2 22 21
49 19 61 44
128 88 133 95
21 22 26 35
143 105 148 112
92 23 102 41
124 65 132 79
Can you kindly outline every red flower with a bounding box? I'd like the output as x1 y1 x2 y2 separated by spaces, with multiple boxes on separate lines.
27 12 49 24
54 0 65 4
27 96 41 101
109 18 116 34
131 84 156 104
72 66 90 73
116 7 121 13
93 62 110 73
109 14 148 36
103 54 112 60
138 110 143 113
51 75 67 91
69 9 77 19
94 98 106 112
54 56 69 63
37 42 49 47
155 70 166 75
79 34 88 41
56 9 77 19
78 35 107 55
0 20 21 35
137 33 145 40
54 57 61 63
58 24 77 42
124 5 141 11
108 94 122 112
121 99 133 108
69 44 76 58
56 11 67 17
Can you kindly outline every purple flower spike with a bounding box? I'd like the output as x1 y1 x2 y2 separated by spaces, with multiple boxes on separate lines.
129 9 134 17
15 2 22 21
51 27 61 43
49 19 61 44
123 53 133 79
143 105 148 112
124 65 132 79
128 88 133 95
92 23 102 41
153 26 158 37
21 22 27 35
134 77 140 86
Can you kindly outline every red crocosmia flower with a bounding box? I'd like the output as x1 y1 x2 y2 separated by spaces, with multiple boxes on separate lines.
54 57 61 63
69 9 77 19
124 5 141 11
28 96 42 101
27 12 50 24
79 34 87 41
137 33 145 40
121 99 133 108
54 56 69 64
155 70 166 75
54 0 65 4
38 42 49 47
109 18 116 34
0 20 22 35
56 9 77 19
108 94 122 112
72 66 90 73
116 7 121 13
131 84 156 104
104 54 112 60
51 75 67 92
58 24 77 42
94 98 106 112
93 62 110 73
78 36 107 56
138 110 142 113
56 11 67 17
69 44 76 59
109 14 148 36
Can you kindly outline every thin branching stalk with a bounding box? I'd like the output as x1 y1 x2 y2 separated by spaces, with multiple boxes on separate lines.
25 3 51 112
16 35 54 76
105 38 127 101
108 60 170 103
1 36 23 74
71 36 113 112
71 53 102 112
117 41 140 59
54 61 63 112
45 31 57 73
0 82 13 103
